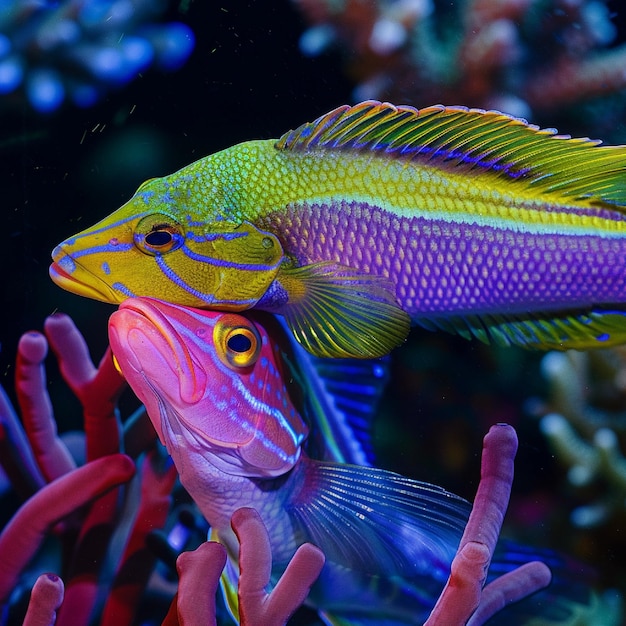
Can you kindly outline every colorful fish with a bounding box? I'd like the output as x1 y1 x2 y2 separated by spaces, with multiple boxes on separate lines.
108 296 472 624
55 100 626 359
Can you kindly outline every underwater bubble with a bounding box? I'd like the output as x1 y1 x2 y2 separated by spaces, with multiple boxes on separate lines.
149 22 195 71
26 68 65 112
0 33 11 58
0 54 23 93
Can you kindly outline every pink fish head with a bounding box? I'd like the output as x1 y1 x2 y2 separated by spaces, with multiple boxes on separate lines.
108 297 308 477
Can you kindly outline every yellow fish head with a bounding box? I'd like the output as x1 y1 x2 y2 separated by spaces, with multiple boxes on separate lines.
50 198 285 309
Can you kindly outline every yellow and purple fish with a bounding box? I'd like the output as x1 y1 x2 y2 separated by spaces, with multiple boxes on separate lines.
54 100 626 358
108 296 472 624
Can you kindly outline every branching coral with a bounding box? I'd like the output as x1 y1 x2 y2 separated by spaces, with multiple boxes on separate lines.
119 507 324 626
425 424 551 625
0 312 176 625
0 0 195 113
0 454 135 604
0 313 617 624
536 349 626 529
292 0 626 132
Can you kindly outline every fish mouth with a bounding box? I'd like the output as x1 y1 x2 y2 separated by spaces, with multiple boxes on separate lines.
115 298 208 404
49 246 125 304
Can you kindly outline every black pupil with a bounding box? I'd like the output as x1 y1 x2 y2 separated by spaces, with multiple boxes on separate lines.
227 333 252 353
145 230 172 247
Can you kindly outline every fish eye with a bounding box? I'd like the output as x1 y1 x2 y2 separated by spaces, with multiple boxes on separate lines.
134 213 184 255
227 333 253 353
214 314 262 369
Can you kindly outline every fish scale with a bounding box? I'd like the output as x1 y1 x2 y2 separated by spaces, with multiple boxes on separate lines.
259 201 626 312
51 100 626 357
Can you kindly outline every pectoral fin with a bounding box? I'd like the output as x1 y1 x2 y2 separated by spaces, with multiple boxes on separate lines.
287 457 470 579
273 262 410 359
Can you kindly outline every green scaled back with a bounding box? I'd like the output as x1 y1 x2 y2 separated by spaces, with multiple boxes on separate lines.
276 100 626 207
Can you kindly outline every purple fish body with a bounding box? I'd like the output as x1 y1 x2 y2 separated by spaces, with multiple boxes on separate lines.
260 199 626 316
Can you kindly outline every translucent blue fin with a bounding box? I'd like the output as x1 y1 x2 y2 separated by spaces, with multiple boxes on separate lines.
285 457 470 578
302 353 389 465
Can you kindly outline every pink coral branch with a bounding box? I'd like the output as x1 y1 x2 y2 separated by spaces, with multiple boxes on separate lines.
174 541 227 626
164 508 324 626
44 313 126 461
426 541 492 625
15 330 76 481
467 561 552 626
0 384 45 498
425 424 550 625
0 454 135 603
232 507 325 626
459 423 517 555
100 450 178 626
22 573 65 626
55 487 125 626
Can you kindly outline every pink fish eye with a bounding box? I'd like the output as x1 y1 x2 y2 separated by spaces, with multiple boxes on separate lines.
213 315 262 370
109 238 119 246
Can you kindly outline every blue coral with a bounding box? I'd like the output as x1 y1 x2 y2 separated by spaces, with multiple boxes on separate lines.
0 0 194 113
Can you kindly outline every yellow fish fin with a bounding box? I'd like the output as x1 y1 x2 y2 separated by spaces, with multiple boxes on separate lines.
210 526 240 623
277 100 626 207
417 309 626 351
275 261 410 358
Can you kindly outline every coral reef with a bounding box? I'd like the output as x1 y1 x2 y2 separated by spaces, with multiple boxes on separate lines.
0 0 194 113
291 0 626 135
535 348 626 530
0 312 176 625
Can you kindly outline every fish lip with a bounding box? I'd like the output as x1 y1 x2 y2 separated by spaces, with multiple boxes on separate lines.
117 297 177 329
116 298 180 344
111 299 187 396
49 250 125 304
117 297 205 405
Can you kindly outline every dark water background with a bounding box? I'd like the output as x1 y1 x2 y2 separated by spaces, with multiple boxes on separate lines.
1 1 626 622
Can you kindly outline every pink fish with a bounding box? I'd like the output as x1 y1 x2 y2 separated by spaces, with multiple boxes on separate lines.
108 296 469 624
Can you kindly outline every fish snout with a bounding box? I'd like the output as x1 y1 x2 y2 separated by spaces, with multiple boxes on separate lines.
112 298 209 404
50 241 125 303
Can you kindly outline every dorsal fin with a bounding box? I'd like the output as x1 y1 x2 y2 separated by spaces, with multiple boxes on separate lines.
276 100 626 207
